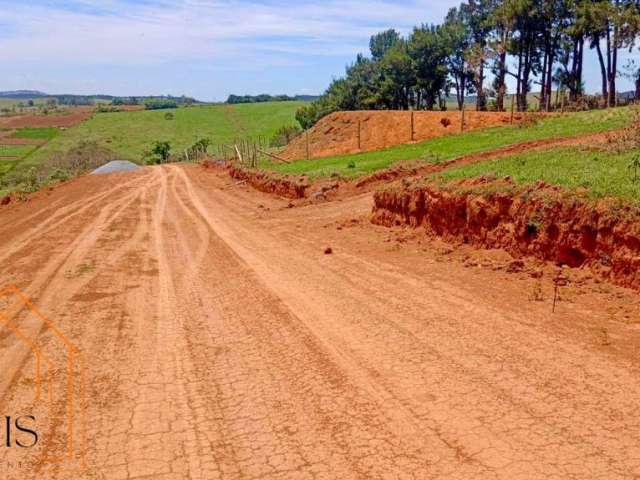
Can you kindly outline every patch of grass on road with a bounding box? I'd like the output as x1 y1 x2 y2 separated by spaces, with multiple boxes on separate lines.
436 145 640 203
266 107 631 178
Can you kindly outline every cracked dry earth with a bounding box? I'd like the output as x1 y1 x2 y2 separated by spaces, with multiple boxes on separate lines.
1 164 640 479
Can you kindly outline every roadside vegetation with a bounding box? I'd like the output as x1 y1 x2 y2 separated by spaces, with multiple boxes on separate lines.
436 107 640 203
266 107 631 178
0 102 302 197
436 146 640 203
23 102 302 169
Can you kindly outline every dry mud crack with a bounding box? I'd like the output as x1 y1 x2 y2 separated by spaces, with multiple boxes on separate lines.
1 164 640 479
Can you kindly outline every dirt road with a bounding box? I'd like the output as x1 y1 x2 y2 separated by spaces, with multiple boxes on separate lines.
1 164 640 479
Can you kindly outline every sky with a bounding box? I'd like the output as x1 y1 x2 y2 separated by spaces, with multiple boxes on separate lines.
0 0 638 102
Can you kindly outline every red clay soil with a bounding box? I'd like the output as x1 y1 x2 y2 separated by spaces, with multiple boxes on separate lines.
372 176 640 290
3 164 640 478
281 110 528 160
225 163 310 198
0 107 93 129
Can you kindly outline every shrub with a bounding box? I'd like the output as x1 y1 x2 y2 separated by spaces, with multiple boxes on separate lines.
270 125 302 147
296 104 319 130
151 141 171 163
184 138 210 161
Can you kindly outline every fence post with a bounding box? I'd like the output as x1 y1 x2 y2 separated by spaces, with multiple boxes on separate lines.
510 95 515 124
357 120 362 150
306 131 310 161
460 103 466 133
413 111 417 141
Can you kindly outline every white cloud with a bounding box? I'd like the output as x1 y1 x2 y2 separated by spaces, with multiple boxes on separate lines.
0 0 458 66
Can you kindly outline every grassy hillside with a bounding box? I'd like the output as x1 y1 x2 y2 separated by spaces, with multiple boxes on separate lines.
437 145 640 203
23 102 303 169
266 108 631 178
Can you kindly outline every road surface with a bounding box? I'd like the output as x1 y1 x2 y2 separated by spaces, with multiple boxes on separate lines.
1 164 639 479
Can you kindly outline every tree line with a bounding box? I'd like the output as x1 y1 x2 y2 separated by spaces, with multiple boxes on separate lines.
296 0 640 129
226 94 319 104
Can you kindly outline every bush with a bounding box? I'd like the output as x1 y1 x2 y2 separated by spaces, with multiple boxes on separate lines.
151 141 171 163
184 138 210 161
270 125 302 147
295 104 319 130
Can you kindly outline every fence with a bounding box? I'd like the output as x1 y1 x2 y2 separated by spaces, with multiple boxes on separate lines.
214 136 289 168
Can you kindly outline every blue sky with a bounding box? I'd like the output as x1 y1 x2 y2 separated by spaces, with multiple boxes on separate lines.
0 0 638 101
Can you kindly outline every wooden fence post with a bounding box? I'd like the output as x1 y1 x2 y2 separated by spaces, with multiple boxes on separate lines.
306 131 310 161
510 95 515 124
411 111 415 141
460 103 466 133
357 120 362 150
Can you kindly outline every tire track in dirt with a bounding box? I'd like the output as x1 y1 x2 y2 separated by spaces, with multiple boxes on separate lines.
1 164 640 479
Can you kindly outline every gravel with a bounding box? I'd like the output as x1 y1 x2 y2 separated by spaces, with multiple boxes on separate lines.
91 160 140 175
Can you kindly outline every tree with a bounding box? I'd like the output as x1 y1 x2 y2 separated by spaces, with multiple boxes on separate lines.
460 0 495 111
409 25 450 110
490 0 516 111
582 0 640 107
379 41 415 110
151 141 171 164
370 29 401 60
442 7 474 109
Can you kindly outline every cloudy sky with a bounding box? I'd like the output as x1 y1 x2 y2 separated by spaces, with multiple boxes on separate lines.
1 0 637 101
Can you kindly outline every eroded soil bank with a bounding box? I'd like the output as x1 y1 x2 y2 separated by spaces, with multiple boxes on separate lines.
225 164 310 198
372 177 640 290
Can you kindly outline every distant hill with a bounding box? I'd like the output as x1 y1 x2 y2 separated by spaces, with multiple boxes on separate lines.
227 94 319 104
0 91 202 106
0 90 49 99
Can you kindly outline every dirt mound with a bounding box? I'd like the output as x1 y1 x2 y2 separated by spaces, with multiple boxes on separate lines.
372 177 640 290
282 110 527 160
227 165 310 198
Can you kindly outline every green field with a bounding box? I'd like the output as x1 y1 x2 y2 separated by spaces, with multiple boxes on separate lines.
266 108 631 178
436 145 640 203
11 127 59 140
23 102 303 170
0 144 38 157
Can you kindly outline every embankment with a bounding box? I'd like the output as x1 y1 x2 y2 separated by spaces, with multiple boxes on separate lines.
227 165 310 199
372 177 640 290
282 110 527 160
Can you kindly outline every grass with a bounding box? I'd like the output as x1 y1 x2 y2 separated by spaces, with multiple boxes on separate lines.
11 127 59 140
436 145 640 203
266 107 631 178
0 161 16 176
24 102 303 170
0 144 38 158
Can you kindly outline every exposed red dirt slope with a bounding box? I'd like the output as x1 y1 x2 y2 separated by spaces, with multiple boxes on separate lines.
281 110 527 160
225 163 310 198
373 177 640 290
